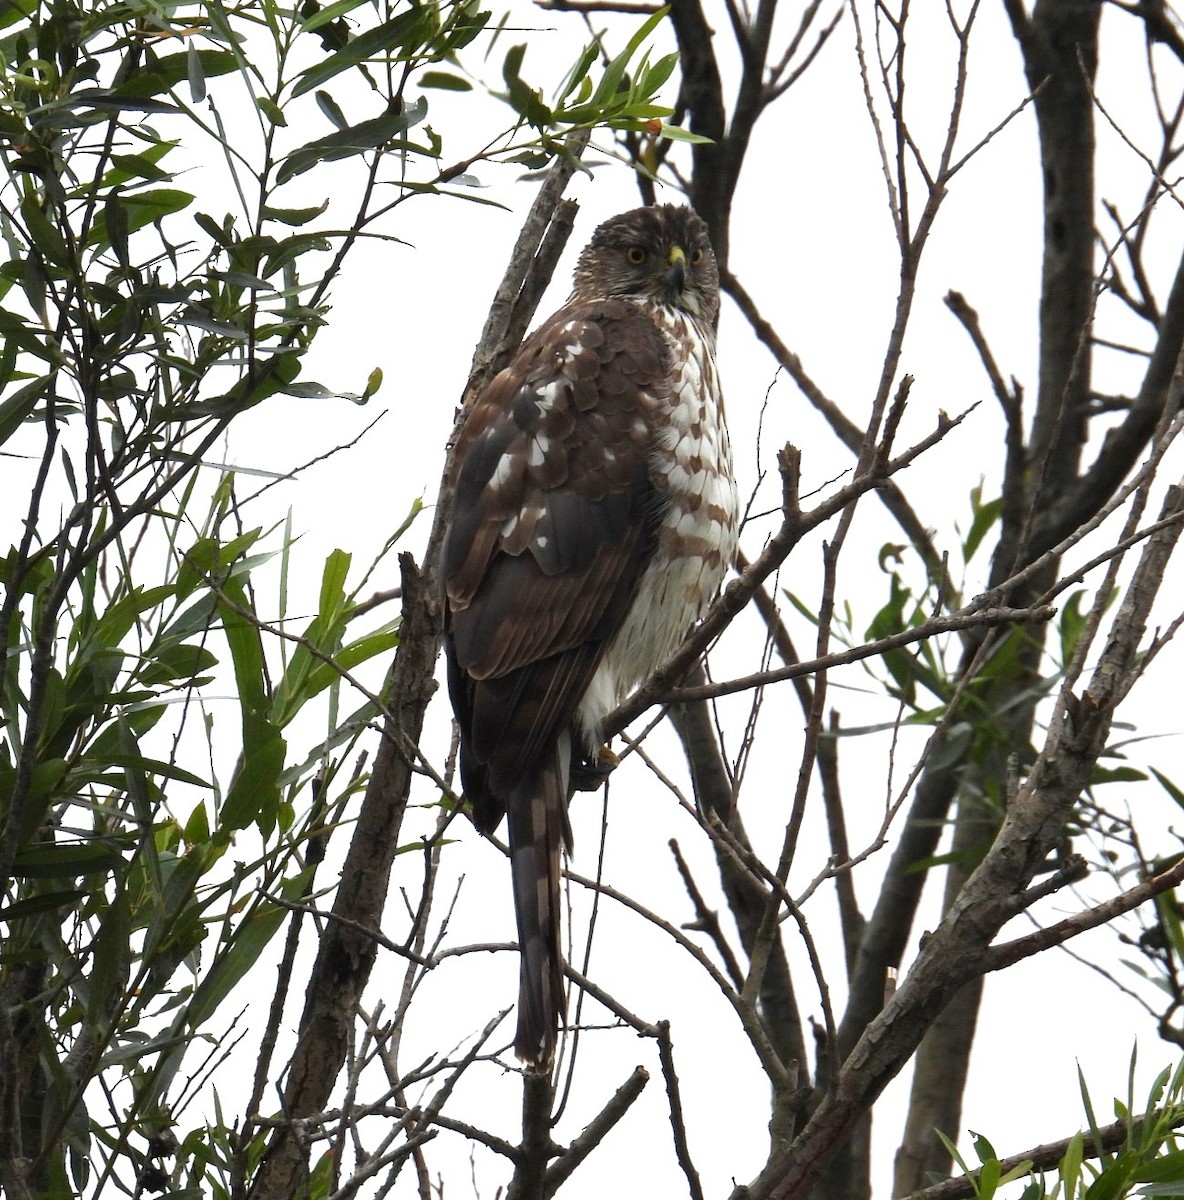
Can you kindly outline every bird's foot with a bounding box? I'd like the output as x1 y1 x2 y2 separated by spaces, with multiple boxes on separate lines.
571 746 620 792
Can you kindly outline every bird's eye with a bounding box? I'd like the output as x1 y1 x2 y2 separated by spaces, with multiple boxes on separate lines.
690 247 705 266
626 246 647 265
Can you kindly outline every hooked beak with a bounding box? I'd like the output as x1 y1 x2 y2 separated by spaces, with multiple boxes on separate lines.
663 245 687 295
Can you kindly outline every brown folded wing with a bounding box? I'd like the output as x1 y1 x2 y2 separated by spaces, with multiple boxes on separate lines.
443 297 670 828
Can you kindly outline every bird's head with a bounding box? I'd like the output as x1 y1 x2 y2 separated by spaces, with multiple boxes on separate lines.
572 203 719 323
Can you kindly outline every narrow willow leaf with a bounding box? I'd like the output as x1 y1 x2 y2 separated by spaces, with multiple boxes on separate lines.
300 0 369 34
0 374 48 446
591 5 668 107
220 733 286 831
655 123 714 144
187 41 206 102
316 89 349 129
89 890 132 1025
292 9 432 98
105 192 130 269
108 151 173 183
12 841 125 877
257 95 287 126
73 89 183 114
20 194 70 266
261 201 328 226
114 50 238 96
420 70 471 91
276 99 428 184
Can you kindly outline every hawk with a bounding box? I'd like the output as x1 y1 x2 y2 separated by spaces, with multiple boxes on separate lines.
442 204 738 1069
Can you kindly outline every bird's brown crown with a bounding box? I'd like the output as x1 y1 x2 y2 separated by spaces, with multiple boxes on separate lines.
571 203 720 323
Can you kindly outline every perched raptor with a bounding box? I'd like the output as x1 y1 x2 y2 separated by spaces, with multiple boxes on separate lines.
442 204 738 1069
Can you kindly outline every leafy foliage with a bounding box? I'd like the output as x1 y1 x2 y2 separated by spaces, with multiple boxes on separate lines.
936 1057 1184 1200
0 0 684 1192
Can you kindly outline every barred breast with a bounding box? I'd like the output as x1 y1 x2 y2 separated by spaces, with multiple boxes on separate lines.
575 307 738 742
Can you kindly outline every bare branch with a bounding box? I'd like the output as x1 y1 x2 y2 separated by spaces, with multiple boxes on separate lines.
986 854 1184 973
656 1022 704 1200
543 1068 650 1194
664 603 1055 704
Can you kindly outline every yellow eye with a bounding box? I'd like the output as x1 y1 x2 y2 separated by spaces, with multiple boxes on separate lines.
626 246 647 265
690 247 705 266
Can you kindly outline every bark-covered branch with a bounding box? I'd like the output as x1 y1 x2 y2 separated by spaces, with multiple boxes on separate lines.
737 482 1184 1199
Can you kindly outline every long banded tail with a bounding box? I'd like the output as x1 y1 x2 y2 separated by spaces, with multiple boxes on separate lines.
506 744 571 1069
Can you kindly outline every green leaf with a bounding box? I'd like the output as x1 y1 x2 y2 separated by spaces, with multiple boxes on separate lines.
0 329 20 392
501 43 553 127
187 41 207 102
212 268 276 291
934 1130 975 1180
292 9 434 97
963 492 1003 562
972 1131 999 1165
28 754 68 802
297 624 399 711
1061 1131 1084 1197
300 0 369 34
262 201 328 226
186 351 304 414
87 753 211 790
1152 768 1184 810
105 191 130 269
89 890 132 1025
257 95 287 126
276 99 428 183
279 697 380 786
89 584 175 648
556 40 599 106
0 890 86 921
641 51 679 94
20 194 70 267
782 590 819 624
316 89 349 129
654 123 714 144
1059 589 1088 668
271 549 354 727
107 152 173 184
420 70 471 91
220 734 287 831
1085 1154 1138 1200
68 87 183 115
1090 764 1148 786
87 189 195 247
217 579 269 727
1135 1149 1184 1185
216 577 287 830
0 0 34 31
195 211 236 246
282 381 349 399
113 50 239 98
591 6 668 108
176 307 248 339
0 374 49 446
13 841 125 878
999 1160 1035 1187
183 877 309 1029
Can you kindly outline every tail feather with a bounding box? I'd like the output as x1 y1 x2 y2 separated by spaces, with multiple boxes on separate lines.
506 734 571 1069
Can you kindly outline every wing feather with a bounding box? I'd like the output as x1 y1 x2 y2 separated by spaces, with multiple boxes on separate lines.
443 298 670 823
